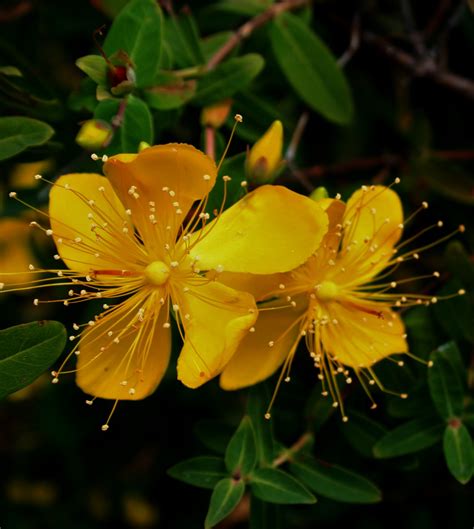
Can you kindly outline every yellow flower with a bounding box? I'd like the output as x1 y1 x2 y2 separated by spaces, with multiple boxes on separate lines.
219 184 465 419
2 144 328 426
247 120 283 183
75 119 113 150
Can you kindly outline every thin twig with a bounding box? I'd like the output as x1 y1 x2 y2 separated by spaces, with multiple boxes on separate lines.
205 0 310 71
272 432 313 467
338 13 361 67
363 31 474 100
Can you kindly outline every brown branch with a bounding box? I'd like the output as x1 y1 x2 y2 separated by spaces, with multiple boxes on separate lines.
300 149 474 180
272 432 313 467
363 31 474 100
205 0 310 71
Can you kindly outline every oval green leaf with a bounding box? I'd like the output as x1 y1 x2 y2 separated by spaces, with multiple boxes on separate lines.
339 410 387 458
103 0 163 88
167 456 227 490
373 416 444 458
0 117 54 161
194 54 264 106
270 12 353 125
121 95 153 152
443 423 474 484
76 55 108 85
249 467 316 505
291 458 382 504
428 343 465 420
225 415 257 476
205 478 245 528
0 321 66 399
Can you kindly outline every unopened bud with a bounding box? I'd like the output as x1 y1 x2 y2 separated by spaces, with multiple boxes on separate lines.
247 120 284 184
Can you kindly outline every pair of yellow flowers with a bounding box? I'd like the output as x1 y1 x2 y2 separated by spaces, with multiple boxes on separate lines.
16 142 428 420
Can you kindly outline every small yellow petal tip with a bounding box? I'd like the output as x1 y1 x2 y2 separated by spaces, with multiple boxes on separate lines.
247 120 284 184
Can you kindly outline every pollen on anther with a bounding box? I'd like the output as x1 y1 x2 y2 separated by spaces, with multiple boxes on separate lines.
163 322 171 329
342 416 349 422
234 114 243 123
46 229 53 236
264 412 271 420
101 424 109 432
33 298 39 306
249 327 255 333
203 174 211 181
241 180 248 187
437 220 443 228
279 283 285 290
129 388 136 395
222 175 231 182
51 377 59 384
9 191 17 198
459 224 465 233
458 289 466 295
268 341 275 347
170 261 179 268
422 201 429 209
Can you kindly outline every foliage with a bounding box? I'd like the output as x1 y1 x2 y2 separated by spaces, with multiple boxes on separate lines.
0 0 473 528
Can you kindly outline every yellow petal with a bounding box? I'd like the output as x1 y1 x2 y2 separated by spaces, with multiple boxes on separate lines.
217 271 291 302
104 144 217 248
320 299 407 368
76 293 171 400
220 296 307 390
247 120 283 183
49 173 137 273
175 281 257 388
191 185 329 274
340 186 403 276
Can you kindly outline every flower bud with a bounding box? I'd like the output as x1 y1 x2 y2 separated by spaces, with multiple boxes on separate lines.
201 100 232 129
310 187 329 201
75 119 113 150
247 120 283 183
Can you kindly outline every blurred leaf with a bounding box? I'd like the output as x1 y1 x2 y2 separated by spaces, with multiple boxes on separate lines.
339 410 388 457
231 90 289 143
76 55 108 85
373 416 443 458
270 13 353 125
194 54 264 106
104 0 163 87
194 419 234 454
167 456 227 489
249 468 316 504
433 280 474 343
419 158 474 206
443 423 474 484
210 0 271 16
0 117 54 161
144 76 196 110
201 31 235 62
250 496 281 529
428 342 465 420
247 384 276 465
0 321 66 399
205 478 245 528
405 305 439 359
387 383 434 419
165 13 205 68
225 416 257 476
291 457 382 504
445 241 474 294
304 389 335 431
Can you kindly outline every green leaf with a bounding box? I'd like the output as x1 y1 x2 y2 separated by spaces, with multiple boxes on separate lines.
76 55 108 85
373 416 444 458
167 456 227 490
0 117 54 161
339 410 387 458
445 241 474 294
201 31 235 62
205 478 245 528
443 423 474 484
144 76 196 110
225 416 257 476
428 343 465 420
433 279 474 343
405 305 439 360
103 0 163 87
291 458 382 504
121 95 153 152
0 321 67 399
249 468 316 505
247 384 275 465
194 420 234 454
194 54 264 106
165 13 205 68
270 12 353 124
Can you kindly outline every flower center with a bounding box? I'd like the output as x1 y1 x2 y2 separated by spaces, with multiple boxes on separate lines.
316 280 339 302
144 261 170 286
